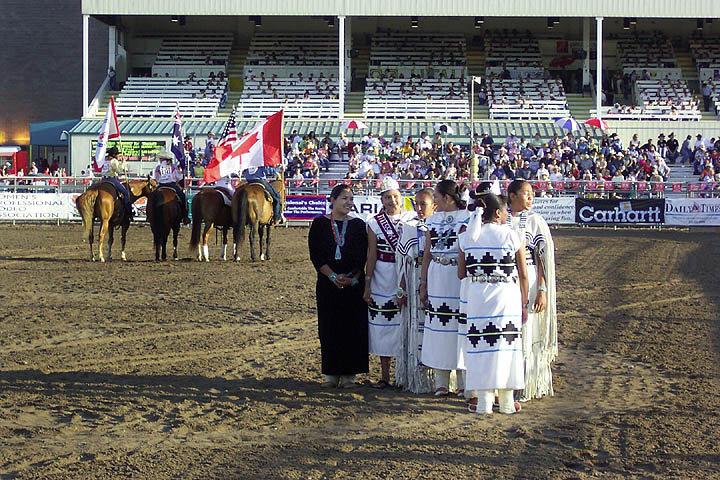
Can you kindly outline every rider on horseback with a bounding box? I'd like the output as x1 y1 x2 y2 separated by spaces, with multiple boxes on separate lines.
99 146 133 218
153 150 190 224
242 165 285 224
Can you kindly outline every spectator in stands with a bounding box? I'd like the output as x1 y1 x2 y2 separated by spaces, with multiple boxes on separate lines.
702 82 712 112
666 132 679 164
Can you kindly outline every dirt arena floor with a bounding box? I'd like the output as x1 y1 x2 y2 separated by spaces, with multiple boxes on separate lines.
0 223 718 479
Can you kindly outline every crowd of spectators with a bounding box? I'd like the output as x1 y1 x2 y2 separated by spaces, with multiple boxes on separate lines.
275 128 720 188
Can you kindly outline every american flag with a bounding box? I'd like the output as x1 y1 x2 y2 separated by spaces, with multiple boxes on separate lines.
170 110 185 171
213 108 238 164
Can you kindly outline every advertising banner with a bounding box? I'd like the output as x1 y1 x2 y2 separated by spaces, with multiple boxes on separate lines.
531 197 575 224
284 195 328 220
664 198 720 226
0 193 75 220
575 198 664 225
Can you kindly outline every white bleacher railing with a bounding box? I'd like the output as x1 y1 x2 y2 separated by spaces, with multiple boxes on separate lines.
363 99 469 119
235 99 340 119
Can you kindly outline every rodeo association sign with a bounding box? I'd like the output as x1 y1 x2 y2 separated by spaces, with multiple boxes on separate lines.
575 199 665 224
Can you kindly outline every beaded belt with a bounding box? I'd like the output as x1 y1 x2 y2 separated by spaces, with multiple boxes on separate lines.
432 254 458 266
469 274 516 283
377 251 396 263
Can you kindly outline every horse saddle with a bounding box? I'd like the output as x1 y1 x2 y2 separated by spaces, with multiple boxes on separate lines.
246 179 273 202
100 179 125 200
214 187 233 207
158 186 181 201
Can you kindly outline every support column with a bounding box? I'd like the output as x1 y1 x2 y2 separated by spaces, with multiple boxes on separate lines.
595 16 603 120
338 15 345 119
583 18 590 89
109 25 117 70
83 14 89 117
344 17 352 93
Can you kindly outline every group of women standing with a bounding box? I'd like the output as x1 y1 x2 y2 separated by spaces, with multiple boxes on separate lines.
308 177 557 414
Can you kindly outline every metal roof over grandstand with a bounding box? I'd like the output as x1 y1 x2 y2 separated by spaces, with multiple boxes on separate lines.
82 0 720 19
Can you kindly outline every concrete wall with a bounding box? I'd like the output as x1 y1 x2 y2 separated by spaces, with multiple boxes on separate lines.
0 1 108 148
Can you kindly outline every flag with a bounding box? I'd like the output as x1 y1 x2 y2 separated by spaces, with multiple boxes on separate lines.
171 110 185 171
203 110 283 184
94 97 120 171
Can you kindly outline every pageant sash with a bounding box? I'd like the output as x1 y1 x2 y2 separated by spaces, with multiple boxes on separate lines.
375 211 400 252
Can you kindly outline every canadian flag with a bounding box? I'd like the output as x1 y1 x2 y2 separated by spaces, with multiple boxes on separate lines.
94 97 120 171
203 110 283 184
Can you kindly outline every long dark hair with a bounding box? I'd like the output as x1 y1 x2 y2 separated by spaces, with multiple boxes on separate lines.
436 179 466 209
468 181 495 211
507 178 529 198
472 193 507 222
327 184 352 202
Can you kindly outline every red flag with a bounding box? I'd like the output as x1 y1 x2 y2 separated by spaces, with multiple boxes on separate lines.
203 110 283 184
653 182 665 192
604 181 614 190
619 181 631 191
637 181 648 191
671 182 683 192
553 181 565 190
327 179 338 188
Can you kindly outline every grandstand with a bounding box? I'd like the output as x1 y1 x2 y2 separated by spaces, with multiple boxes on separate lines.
237 33 341 118
56 2 720 178
363 32 469 119
483 30 570 120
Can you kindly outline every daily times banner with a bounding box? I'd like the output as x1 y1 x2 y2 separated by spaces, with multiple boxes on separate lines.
575 198 665 225
664 198 720 226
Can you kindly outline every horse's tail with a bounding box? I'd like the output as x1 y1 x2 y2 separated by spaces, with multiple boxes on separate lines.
76 189 97 238
189 193 203 251
232 187 248 245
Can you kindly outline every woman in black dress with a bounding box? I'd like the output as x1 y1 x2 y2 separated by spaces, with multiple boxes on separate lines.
308 184 369 388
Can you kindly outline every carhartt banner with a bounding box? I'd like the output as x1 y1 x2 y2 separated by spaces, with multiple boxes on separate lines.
575 198 664 225
664 198 720 226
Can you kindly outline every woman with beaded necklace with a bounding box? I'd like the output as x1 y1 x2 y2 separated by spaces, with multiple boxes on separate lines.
308 184 369 389
419 180 471 397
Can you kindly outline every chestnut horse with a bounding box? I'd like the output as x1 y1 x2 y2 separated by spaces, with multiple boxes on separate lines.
231 179 285 262
75 178 157 262
189 188 234 261
146 186 184 261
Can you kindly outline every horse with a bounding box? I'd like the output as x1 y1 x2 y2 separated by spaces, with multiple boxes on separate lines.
146 185 184 261
231 179 286 262
189 187 235 261
75 178 158 262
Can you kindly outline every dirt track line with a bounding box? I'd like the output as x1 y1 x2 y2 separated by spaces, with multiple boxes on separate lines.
606 293 707 313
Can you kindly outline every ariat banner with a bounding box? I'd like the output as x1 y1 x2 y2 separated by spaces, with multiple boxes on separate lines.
575 199 665 224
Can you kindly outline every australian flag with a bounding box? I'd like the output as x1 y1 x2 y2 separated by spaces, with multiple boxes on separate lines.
171 111 186 171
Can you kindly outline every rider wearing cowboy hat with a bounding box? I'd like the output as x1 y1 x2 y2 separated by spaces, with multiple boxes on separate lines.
100 146 133 217
152 150 190 224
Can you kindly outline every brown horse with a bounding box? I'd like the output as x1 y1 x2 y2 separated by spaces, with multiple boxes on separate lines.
231 179 286 262
189 188 234 261
76 178 157 262
146 186 184 261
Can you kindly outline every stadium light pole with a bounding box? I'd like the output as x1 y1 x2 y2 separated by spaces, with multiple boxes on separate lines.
596 17 603 121
83 14 89 117
338 15 345 119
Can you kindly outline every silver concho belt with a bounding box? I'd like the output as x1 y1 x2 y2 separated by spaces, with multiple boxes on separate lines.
469 273 515 283
432 254 458 266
